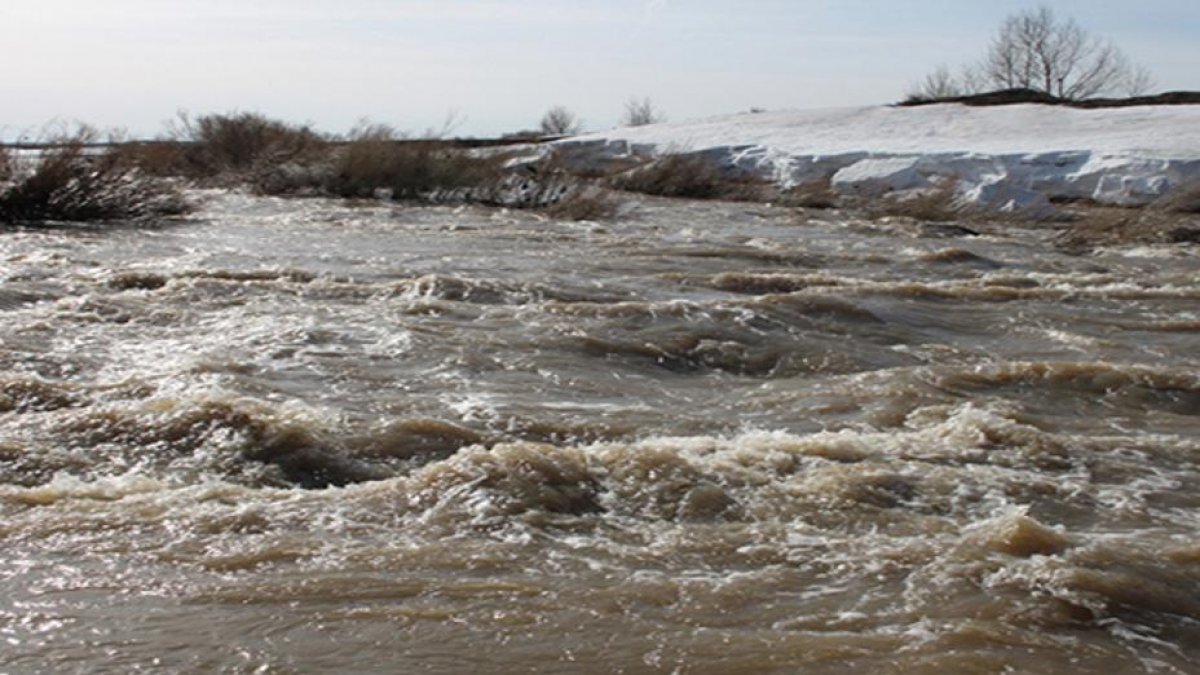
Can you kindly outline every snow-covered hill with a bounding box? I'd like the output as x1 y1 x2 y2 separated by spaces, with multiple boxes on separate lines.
558 104 1200 213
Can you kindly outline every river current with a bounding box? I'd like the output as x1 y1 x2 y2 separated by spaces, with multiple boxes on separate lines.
1 192 1198 673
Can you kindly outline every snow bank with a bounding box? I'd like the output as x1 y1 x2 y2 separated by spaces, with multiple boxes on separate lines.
557 104 1200 213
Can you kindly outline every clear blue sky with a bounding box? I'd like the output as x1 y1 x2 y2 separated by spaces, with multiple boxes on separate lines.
2 0 1196 138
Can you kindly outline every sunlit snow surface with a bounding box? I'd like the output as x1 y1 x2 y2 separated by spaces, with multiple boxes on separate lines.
560 104 1200 211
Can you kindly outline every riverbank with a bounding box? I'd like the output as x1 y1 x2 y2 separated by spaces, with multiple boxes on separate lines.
554 102 1200 215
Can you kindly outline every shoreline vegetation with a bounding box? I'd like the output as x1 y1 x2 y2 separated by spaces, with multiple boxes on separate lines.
2 98 1198 251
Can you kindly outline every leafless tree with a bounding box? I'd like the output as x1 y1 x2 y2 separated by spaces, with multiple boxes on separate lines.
621 97 666 127
977 6 1153 99
539 106 582 136
912 6 1154 101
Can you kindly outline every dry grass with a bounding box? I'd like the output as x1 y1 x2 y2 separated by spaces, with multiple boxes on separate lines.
0 130 190 225
474 150 622 219
773 179 841 209
1154 181 1200 214
0 145 11 182
543 187 621 221
1056 204 1200 250
609 153 767 201
868 183 963 222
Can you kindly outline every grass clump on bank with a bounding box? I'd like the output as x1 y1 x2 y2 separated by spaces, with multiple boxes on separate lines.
0 130 190 226
0 145 11 182
1155 181 1200 214
868 183 965 222
609 153 768 201
542 187 621 221
772 180 841 209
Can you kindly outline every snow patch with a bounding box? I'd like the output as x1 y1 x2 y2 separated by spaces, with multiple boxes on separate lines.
832 157 932 196
556 104 1200 215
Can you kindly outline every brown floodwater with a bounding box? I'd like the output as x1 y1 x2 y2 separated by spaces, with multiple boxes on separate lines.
1 192 1198 673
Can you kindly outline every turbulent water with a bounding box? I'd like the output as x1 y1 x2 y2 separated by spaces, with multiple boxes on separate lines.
1 192 1198 673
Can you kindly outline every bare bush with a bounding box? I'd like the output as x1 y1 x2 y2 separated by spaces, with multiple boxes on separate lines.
167 112 328 179
111 140 191 178
914 6 1154 101
622 97 666 127
255 123 506 202
0 129 190 225
610 153 766 201
539 106 582 136
906 64 974 102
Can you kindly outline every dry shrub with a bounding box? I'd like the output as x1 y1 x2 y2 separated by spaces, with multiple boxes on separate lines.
622 97 666 127
326 125 502 200
1154 181 1200 214
111 141 190 177
168 112 328 180
0 129 190 225
610 153 767 200
190 121 621 218
254 123 507 201
539 106 582 136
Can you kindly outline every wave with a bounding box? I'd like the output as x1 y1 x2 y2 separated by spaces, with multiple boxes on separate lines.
0 374 86 414
670 271 1200 302
915 248 1004 268
382 273 626 306
9 398 1187 519
923 361 1200 418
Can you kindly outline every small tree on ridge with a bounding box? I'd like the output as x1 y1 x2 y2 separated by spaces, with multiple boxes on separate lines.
621 97 666 127
539 106 581 136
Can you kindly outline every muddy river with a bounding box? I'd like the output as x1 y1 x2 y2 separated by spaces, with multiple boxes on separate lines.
2 193 1198 673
